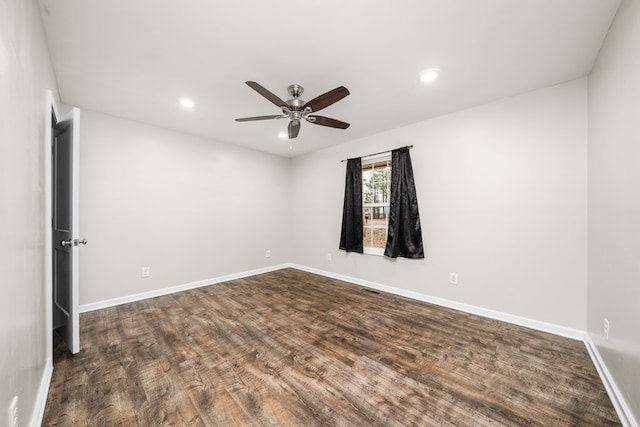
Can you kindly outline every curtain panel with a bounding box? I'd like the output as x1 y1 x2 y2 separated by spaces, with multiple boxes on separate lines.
339 157 364 253
384 147 424 259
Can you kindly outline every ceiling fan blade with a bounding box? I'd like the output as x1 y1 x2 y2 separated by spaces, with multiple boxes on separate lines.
308 115 350 129
305 86 350 113
246 81 288 108
235 115 286 122
288 121 301 139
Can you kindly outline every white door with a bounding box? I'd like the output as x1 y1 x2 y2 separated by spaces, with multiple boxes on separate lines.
52 107 83 354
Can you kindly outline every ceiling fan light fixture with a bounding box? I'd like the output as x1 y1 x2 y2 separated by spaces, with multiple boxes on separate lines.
179 97 195 109
419 69 439 83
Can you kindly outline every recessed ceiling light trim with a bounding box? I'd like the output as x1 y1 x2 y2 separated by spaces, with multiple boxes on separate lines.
179 97 195 109
419 68 439 83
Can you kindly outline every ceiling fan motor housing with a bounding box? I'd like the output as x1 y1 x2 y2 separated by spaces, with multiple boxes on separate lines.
286 84 306 118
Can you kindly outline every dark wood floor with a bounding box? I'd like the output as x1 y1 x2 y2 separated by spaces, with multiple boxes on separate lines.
43 268 619 426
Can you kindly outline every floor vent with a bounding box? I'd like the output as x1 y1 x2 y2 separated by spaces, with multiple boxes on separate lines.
363 288 381 295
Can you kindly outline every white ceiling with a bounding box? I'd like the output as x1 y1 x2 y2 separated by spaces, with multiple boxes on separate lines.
38 0 620 158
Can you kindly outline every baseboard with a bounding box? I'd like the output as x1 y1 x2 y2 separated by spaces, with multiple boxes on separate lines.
584 334 638 427
80 264 290 313
81 262 582 339
29 357 53 427
289 264 585 341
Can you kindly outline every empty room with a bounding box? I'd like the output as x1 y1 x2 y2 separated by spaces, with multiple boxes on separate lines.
2 0 639 425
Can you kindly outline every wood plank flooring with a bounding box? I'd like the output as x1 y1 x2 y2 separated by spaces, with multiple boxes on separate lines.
43 268 620 426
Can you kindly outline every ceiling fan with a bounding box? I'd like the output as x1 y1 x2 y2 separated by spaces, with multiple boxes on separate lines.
235 81 350 139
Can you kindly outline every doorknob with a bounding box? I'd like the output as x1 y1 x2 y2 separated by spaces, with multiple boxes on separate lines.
61 238 88 247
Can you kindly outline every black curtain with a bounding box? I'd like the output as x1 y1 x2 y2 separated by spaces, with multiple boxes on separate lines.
339 157 363 253
384 147 424 259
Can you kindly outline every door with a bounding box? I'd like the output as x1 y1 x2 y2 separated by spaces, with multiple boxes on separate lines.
52 107 83 354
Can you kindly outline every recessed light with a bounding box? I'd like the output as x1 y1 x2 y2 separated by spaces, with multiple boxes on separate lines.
289 145 293 150
179 98 195 109
278 132 288 139
419 69 439 83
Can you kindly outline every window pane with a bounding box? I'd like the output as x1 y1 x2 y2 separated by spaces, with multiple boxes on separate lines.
362 155 391 252
363 226 387 249
371 206 387 222
362 168 373 203
363 207 372 223
363 226 373 248
373 228 387 248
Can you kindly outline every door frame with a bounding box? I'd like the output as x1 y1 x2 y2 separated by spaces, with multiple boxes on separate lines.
43 93 88 358
52 106 82 354
46 93 82 356
44 91 58 365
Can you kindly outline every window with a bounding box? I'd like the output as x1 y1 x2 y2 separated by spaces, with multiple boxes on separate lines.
340 147 423 259
362 154 391 255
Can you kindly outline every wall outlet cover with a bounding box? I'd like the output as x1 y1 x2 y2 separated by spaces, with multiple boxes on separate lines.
449 273 458 285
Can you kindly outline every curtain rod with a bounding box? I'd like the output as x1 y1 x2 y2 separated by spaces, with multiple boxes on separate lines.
340 145 413 162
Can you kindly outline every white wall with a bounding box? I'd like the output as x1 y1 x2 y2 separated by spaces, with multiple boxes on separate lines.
588 0 640 422
0 0 59 424
79 111 291 305
291 79 588 330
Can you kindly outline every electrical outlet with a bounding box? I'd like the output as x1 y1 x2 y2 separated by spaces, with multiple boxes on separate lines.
141 267 150 278
327 253 332 261
604 318 610 340
449 273 458 285
8 396 18 427
265 250 271 258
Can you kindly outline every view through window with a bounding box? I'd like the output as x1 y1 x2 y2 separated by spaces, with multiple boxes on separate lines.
362 154 391 255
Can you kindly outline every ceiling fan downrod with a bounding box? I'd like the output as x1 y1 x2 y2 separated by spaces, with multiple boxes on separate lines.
287 84 304 98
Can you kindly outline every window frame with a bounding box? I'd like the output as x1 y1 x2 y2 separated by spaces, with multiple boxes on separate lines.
361 152 391 256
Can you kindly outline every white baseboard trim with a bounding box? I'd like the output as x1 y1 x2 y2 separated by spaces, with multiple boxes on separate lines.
80 264 290 313
289 264 585 341
584 334 638 427
29 357 53 427
81 262 581 339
